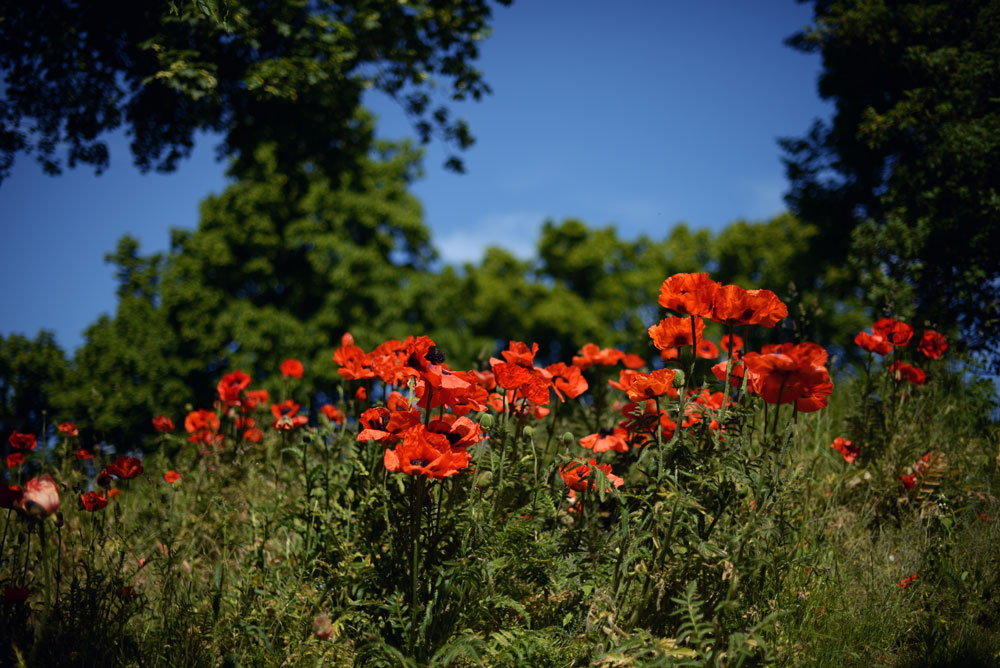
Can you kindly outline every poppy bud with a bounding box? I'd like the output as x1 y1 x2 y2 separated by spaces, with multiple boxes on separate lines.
523 426 534 438
478 413 494 430
475 471 493 488
672 370 686 388
20 474 60 519
562 432 575 444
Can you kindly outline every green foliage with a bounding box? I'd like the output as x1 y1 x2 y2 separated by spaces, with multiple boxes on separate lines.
783 0 1000 362
0 0 512 181
0 331 68 439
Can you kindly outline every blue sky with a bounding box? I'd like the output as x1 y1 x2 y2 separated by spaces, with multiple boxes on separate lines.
0 1 829 352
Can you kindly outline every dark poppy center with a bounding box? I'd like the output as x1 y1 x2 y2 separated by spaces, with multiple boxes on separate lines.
409 458 431 467
425 346 446 365
443 431 462 446
598 426 614 437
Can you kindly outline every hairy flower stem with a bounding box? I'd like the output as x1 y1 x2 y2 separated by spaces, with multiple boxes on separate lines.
409 475 427 654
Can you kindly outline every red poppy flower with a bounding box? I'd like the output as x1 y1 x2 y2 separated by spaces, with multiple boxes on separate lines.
427 415 483 450
243 428 263 443
609 368 639 391
872 318 913 347
163 470 181 484
107 488 121 499
659 347 680 360
320 404 345 424
152 415 175 432
572 343 624 370
313 614 334 640
242 389 270 412
830 437 859 464
696 339 719 360
743 342 833 410
185 409 221 444
271 400 308 430
580 427 630 454
79 490 108 511
217 370 251 406
710 284 754 325
658 273 720 318
6 453 24 468
890 361 927 385
357 407 394 443
854 331 892 356
280 358 304 378
58 421 79 438
546 362 589 400
559 458 624 493
625 369 678 402
720 333 743 353
500 340 540 367
897 574 918 588
648 316 706 350
20 474 60 518
354 386 368 402
383 425 471 478
917 330 947 360
743 289 788 327
108 456 144 480
8 431 36 452
75 449 93 461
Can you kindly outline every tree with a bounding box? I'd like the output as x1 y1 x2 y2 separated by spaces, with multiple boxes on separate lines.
0 0 511 183
782 0 1000 359
61 131 440 440
0 331 68 445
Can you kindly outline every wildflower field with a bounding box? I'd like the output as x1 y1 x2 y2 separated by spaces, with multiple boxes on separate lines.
2 273 999 667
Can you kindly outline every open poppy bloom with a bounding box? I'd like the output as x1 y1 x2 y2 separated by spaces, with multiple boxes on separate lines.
271 400 308 430
107 456 144 480
889 361 927 385
897 574 918 588
6 453 24 468
75 449 94 461
743 342 833 411
383 425 471 478
217 370 252 406
242 389 270 412
357 406 395 443
163 470 181 484
648 316 705 350
185 409 221 445
152 415 175 432
58 421 79 438
8 431 36 452
696 339 719 360
625 369 678 401
80 490 108 511
720 333 743 353
580 427 630 453
872 317 914 347
280 358 304 378
917 330 947 359
710 284 788 328
854 331 892 356
546 362 589 400
427 415 484 450
559 458 624 493
658 273 720 318
571 343 624 370
320 404 345 424
830 437 859 464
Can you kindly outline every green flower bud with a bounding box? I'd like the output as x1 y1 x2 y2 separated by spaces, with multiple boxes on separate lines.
523 425 534 438
672 369 686 388
562 431 575 444
478 413 494 429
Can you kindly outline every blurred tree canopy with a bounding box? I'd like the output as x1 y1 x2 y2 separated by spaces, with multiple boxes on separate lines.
0 0 511 183
782 0 1000 360
0 332 68 440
